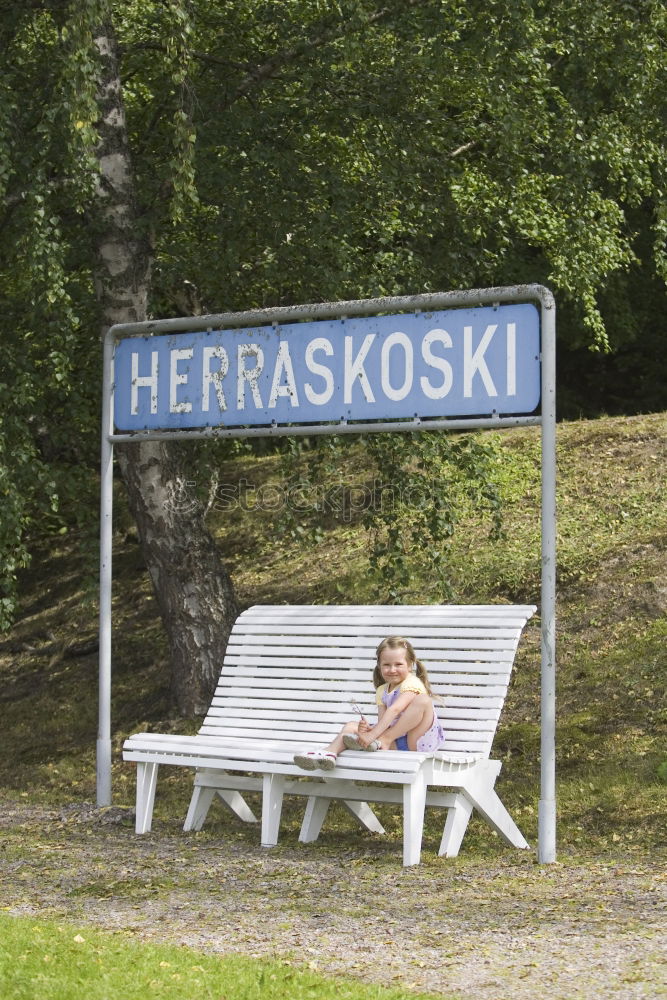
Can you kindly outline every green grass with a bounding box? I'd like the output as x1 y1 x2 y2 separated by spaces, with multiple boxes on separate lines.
0 914 444 1000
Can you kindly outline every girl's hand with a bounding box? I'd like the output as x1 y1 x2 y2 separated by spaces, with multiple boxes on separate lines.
358 718 371 734
357 725 379 747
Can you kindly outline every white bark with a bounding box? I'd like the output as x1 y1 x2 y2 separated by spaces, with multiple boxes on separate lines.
92 16 238 715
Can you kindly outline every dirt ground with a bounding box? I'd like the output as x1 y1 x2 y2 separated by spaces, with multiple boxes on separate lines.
1 800 665 999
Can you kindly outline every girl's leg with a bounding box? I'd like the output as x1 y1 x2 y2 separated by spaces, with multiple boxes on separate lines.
294 720 361 771
323 720 361 755
379 694 434 750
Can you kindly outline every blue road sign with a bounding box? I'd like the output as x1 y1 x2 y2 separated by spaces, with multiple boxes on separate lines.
113 303 540 431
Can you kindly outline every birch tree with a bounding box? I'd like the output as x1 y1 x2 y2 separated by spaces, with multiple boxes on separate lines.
91 13 238 714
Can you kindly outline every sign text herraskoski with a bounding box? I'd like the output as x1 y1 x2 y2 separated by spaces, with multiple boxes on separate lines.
113 304 540 431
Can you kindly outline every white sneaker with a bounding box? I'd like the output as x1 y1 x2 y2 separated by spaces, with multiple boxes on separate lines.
293 750 338 771
343 734 381 751
317 752 337 771
293 751 320 770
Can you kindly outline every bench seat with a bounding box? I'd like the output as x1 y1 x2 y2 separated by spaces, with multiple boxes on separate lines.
123 603 536 865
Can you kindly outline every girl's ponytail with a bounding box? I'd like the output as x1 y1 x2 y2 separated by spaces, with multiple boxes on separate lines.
414 657 433 696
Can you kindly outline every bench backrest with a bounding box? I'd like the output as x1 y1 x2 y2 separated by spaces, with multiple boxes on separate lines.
199 604 536 757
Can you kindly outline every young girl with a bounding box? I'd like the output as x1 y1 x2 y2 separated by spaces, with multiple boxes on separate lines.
293 636 446 771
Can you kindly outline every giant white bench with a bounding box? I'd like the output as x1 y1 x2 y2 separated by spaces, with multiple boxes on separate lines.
123 604 536 865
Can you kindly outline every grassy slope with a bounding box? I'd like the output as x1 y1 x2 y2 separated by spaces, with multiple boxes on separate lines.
0 411 665 857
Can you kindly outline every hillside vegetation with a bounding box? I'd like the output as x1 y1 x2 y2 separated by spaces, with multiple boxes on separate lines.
0 411 665 858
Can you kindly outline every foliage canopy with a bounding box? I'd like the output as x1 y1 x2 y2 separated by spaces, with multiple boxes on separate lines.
0 0 666 622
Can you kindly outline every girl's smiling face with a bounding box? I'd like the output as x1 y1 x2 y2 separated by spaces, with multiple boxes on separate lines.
378 649 411 689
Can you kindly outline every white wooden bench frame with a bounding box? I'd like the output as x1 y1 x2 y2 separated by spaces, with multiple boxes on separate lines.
123 604 536 865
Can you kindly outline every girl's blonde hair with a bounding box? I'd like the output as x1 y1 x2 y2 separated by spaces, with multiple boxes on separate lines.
373 636 433 695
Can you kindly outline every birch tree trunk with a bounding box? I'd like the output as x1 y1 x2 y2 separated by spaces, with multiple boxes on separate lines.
93 17 238 715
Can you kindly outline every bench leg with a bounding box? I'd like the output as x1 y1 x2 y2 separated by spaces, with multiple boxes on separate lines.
299 795 331 843
135 762 159 834
216 789 258 824
463 772 529 850
343 800 386 834
403 770 428 866
184 785 217 832
261 773 285 847
438 793 474 858
299 792 385 844
184 781 258 832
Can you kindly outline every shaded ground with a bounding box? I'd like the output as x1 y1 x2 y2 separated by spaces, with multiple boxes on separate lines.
1 800 665 1000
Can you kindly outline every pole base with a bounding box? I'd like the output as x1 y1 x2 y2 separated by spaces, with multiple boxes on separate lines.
538 798 556 862
96 738 112 807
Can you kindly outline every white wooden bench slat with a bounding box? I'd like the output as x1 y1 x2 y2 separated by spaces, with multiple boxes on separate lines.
124 742 428 778
201 719 500 742
209 699 510 719
199 725 337 738
205 704 503 724
200 724 336 740
236 617 531 631
195 728 495 755
206 706 375 722
124 733 486 774
429 683 512 697
226 652 516 668
209 682 506 710
235 622 529 635
127 743 491 777
240 604 535 620
441 698 506 710
221 657 514 676
214 679 510 702
207 696 506 714
209 694 505 716
194 734 498 753
210 677 512 708
123 603 535 865
228 634 523 650
196 730 500 750
209 682 512 704
228 637 525 655
241 602 535 611
231 623 526 641
201 715 500 736
221 665 514 688
127 732 469 769
199 726 348 742
218 665 515 683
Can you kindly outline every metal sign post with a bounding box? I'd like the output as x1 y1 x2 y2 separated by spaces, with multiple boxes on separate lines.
99 284 557 861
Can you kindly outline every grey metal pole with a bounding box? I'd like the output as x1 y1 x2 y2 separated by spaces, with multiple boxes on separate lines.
97 333 115 806
538 291 557 862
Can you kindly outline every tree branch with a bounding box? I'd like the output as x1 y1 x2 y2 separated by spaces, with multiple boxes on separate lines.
121 40 245 74
121 3 421 115
450 140 479 158
227 2 418 107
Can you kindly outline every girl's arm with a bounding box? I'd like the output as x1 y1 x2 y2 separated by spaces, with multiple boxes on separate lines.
360 691 417 743
358 702 384 734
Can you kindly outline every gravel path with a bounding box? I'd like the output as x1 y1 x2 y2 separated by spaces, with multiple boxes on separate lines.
1 801 666 999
